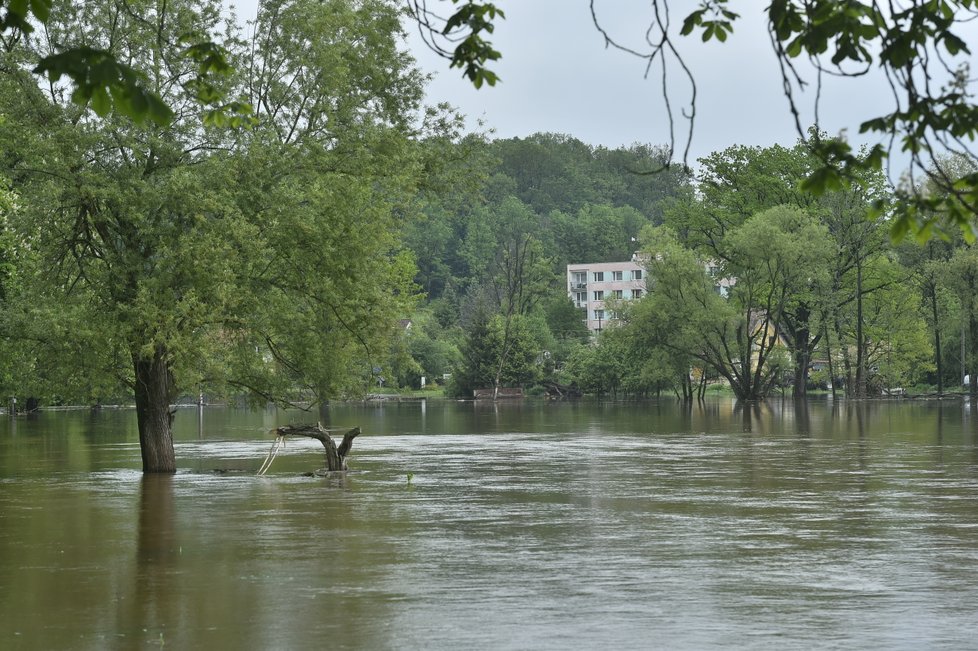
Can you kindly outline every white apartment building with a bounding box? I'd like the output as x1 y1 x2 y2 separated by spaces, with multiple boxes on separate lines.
567 256 735 333
566 259 646 332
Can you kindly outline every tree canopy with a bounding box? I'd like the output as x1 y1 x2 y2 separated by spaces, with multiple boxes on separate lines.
0 0 446 471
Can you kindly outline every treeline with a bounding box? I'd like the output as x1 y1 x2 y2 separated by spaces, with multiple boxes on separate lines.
399 133 978 401
396 133 691 396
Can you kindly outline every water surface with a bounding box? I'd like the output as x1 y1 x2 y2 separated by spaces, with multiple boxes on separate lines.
2 398 978 649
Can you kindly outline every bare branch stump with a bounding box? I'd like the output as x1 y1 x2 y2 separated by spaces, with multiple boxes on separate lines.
271 424 360 471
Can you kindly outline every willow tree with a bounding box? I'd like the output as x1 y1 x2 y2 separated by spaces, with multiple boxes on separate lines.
0 0 431 472
639 207 832 401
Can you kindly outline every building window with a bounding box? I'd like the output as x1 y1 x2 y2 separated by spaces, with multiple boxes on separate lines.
632 289 642 299
593 309 605 322
708 265 720 277
612 289 623 299
632 269 643 280
593 271 604 282
571 271 587 288
612 270 623 281
574 292 586 306
593 290 604 301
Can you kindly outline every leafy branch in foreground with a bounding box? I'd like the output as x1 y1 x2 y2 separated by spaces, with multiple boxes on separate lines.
415 0 978 240
3 0 252 126
406 0 504 88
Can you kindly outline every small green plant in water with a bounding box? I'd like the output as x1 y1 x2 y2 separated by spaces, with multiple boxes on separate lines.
406 472 414 485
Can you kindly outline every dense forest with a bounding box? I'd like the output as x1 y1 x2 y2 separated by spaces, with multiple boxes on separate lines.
1 0 978 472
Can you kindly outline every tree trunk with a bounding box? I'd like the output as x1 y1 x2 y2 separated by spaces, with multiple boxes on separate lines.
133 344 177 474
790 315 818 398
789 304 812 398
825 322 838 400
272 424 360 471
855 260 867 398
792 342 810 398
930 286 943 395
966 308 978 402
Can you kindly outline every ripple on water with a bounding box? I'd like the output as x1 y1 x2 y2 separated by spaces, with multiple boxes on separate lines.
5 403 978 650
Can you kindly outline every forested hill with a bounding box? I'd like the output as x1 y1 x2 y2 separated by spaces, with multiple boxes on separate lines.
404 132 691 301
489 133 689 217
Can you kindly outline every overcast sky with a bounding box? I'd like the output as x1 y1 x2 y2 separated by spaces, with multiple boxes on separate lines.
405 0 908 168
230 1 977 175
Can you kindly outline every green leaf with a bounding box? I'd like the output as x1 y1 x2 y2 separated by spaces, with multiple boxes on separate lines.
680 10 704 36
9 0 28 20
89 87 111 116
145 94 174 126
28 0 51 22
942 32 969 55
786 36 803 58
889 214 911 242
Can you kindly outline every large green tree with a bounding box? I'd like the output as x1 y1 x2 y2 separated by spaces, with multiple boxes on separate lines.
449 305 539 397
638 208 827 401
1 0 432 472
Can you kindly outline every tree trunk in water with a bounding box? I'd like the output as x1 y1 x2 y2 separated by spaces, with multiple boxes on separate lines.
134 345 176 474
824 322 837 400
271 424 360 471
930 286 943 395
792 342 810 398
790 304 812 398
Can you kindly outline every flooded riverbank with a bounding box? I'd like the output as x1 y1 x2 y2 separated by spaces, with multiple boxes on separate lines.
2 398 977 649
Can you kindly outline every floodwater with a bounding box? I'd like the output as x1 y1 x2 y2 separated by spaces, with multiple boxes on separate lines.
2 398 978 649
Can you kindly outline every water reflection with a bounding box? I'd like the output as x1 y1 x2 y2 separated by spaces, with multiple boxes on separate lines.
126 474 179 645
137 475 178 566
793 398 811 436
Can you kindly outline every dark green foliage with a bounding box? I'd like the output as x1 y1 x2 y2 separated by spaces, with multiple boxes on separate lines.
544 296 589 345
448 304 495 397
405 134 691 303
448 307 541 397
492 134 689 217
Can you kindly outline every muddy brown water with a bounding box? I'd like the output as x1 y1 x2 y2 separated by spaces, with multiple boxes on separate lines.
2 398 978 649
